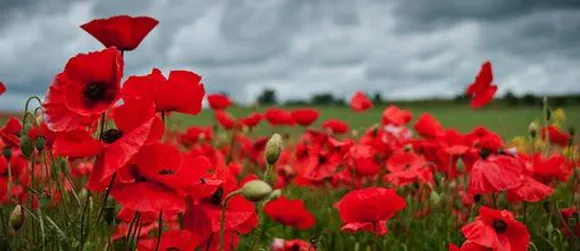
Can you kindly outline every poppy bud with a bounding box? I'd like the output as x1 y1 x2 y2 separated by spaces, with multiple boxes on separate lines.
9 204 24 233
34 136 46 152
267 189 282 201
403 144 413 152
351 129 359 137
528 122 539 139
22 123 32 135
3 147 12 160
265 133 283 166
20 135 34 159
240 180 272 202
429 191 440 205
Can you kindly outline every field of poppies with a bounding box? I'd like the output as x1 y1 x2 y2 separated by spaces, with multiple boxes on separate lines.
1 15 579 251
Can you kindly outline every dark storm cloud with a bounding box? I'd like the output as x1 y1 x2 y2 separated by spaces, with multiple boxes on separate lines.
0 0 579 110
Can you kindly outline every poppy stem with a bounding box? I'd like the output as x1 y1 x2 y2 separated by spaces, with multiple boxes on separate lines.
219 191 239 251
98 112 107 140
373 222 378 251
492 193 498 208
225 129 237 164
155 210 163 251
96 172 117 225
523 202 527 224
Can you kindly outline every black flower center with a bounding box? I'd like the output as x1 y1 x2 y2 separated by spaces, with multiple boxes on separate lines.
83 82 107 102
473 194 482 203
158 169 176 175
479 148 491 159
209 186 224 206
290 244 300 251
166 248 180 251
101 129 123 144
492 219 508 234
318 155 327 165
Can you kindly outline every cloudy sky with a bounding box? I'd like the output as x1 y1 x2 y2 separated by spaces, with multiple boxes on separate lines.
1 0 579 110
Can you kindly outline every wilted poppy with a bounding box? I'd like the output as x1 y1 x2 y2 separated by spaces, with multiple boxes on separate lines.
291 108 319 127
466 61 497 109
350 91 373 112
81 15 158 51
43 48 123 131
334 187 406 235
461 206 530 251
208 93 232 110
264 196 316 230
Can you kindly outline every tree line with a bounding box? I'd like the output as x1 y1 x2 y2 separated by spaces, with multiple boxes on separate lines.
253 88 580 107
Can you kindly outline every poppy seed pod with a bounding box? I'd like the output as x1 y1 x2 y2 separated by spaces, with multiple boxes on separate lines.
265 133 283 166
429 190 441 206
528 122 539 138
9 204 24 233
241 180 272 202
20 135 34 158
3 147 12 160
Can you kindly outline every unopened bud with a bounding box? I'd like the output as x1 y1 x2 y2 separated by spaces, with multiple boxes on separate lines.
528 122 539 139
20 135 34 159
429 191 440 205
265 133 283 165
9 204 24 232
267 189 282 201
241 180 272 202
34 136 46 152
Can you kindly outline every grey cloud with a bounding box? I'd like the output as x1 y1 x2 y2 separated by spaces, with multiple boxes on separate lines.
0 0 579 111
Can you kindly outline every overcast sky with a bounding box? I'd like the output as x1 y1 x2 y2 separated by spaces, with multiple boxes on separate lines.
1 0 579 110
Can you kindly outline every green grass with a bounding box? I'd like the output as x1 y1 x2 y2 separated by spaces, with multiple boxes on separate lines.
174 104 580 139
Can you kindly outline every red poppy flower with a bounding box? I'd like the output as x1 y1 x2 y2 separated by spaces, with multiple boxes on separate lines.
0 154 28 202
334 187 406 236
322 119 349 134
87 99 164 190
0 82 5 96
382 105 412 126
264 196 316 230
0 116 22 147
468 154 523 197
181 126 213 145
465 127 504 151
462 206 530 251
207 93 232 110
44 48 123 132
265 108 295 127
138 230 201 251
348 144 380 177
414 113 444 139
122 68 206 115
215 111 237 130
506 175 553 203
271 238 312 251
240 112 262 128
541 125 571 147
81 15 158 51
384 151 433 187
527 153 573 182
291 108 319 127
466 61 497 109
350 91 373 112
52 130 103 158
111 144 210 213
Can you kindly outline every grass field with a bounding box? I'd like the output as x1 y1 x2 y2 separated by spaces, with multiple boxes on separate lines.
175 104 580 139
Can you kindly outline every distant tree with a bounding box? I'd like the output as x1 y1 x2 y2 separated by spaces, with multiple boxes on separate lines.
504 90 519 106
284 99 309 106
311 93 336 105
373 92 383 104
256 88 278 105
521 94 539 106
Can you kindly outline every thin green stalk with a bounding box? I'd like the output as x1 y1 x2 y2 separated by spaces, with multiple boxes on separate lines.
219 191 241 251
155 210 163 251
79 193 91 249
96 172 117 225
